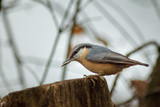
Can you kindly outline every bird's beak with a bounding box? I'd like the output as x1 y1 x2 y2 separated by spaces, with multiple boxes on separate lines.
61 58 74 67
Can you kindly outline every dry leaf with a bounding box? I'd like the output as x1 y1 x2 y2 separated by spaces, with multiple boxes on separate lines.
96 36 108 46
72 24 84 35
131 80 148 97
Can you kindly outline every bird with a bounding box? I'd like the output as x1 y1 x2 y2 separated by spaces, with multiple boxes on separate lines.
61 43 149 76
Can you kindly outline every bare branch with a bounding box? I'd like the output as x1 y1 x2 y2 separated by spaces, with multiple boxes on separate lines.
116 95 137 107
110 73 120 96
0 35 12 92
61 0 81 80
93 1 138 46
102 0 152 63
2 8 26 88
21 64 40 84
126 41 159 57
40 0 74 84
151 0 160 22
103 0 145 42
33 0 59 29
110 41 159 96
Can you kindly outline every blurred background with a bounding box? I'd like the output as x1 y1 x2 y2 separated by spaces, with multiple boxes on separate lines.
0 0 160 106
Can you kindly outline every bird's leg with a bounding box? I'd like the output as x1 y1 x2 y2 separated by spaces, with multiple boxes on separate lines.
97 74 106 83
83 75 98 87
83 74 105 87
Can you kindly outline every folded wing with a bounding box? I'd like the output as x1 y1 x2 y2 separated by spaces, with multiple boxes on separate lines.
86 51 148 67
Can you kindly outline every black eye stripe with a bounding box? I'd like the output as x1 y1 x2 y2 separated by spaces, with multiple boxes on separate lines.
70 50 78 58
70 44 92 58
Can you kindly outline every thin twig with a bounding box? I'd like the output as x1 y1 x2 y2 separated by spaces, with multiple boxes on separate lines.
62 0 94 32
33 0 59 29
61 0 81 80
82 12 108 46
116 95 137 107
0 34 12 92
110 73 120 96
126 41 159 57
64 16 102 32
59 0 74 30
2 0 22 11
110 41 159 96
102 0 151 63
2 8 26 88
103 0 145 42
46 0 59 28
23 56 55 66
151 0 160 22
79 0 93 11
93 1 138 46
40 0 74 85
52 0 94 32
33 0 46 7
21 64 40 84
78 16 102 25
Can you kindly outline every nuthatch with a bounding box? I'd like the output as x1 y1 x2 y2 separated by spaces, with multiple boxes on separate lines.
62 43 149 76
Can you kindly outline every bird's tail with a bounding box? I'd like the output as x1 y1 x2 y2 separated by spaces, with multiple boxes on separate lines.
129 59 149 67
137 62 149 67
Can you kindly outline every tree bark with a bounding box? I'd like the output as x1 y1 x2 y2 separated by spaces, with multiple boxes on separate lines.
0 76 114 107
139 47 160 107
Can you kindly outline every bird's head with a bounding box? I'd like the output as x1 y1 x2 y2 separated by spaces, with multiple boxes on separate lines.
61 43 92 67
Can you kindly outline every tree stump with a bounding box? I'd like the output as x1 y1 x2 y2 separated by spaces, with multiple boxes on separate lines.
0 76 114 107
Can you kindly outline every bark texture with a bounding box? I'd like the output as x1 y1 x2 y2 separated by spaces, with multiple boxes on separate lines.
0 76 114 107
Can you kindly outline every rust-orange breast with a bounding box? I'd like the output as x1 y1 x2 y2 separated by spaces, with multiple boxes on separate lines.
80 48 122 75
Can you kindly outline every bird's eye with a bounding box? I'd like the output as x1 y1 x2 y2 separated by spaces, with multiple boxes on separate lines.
70 51 78 58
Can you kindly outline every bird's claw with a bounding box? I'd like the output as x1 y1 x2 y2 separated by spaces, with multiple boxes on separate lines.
84 74 106 87
84 75 97 87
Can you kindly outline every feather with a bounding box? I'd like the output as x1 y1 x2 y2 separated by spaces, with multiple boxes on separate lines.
86 45 149 67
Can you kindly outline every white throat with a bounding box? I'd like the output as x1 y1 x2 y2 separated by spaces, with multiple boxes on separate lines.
75 48 85 60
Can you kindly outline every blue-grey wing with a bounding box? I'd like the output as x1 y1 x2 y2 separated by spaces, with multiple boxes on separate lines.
86 50 135 65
